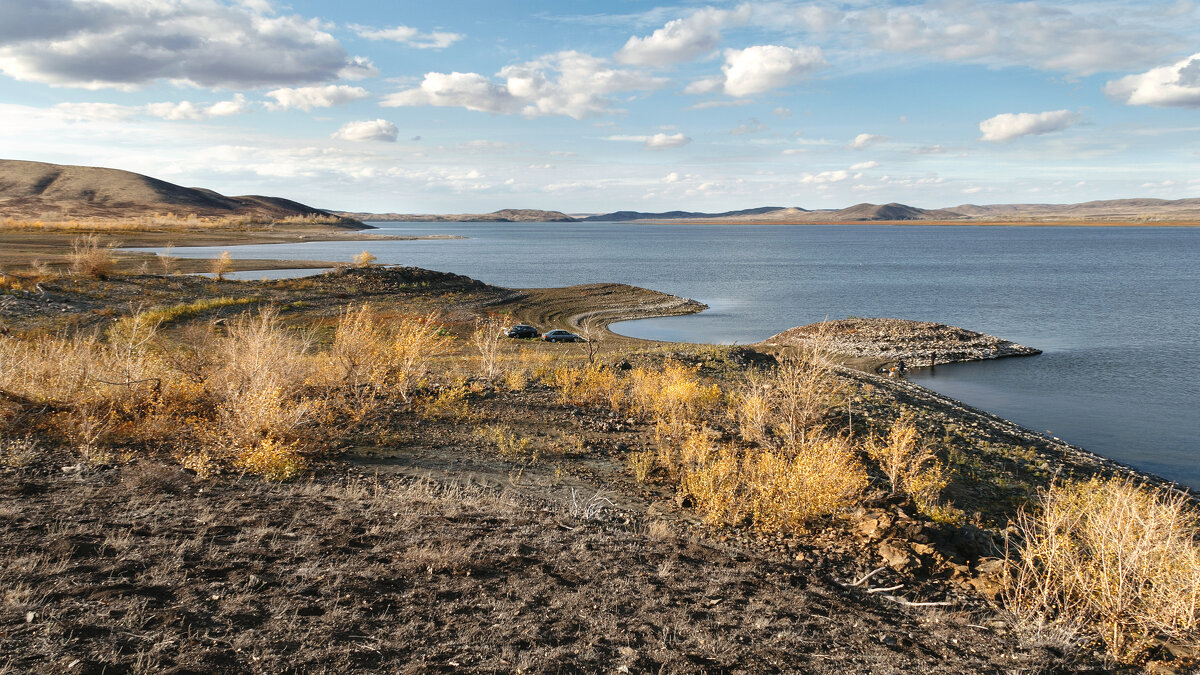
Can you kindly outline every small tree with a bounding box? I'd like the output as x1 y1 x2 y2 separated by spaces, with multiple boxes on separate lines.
211 251 234 280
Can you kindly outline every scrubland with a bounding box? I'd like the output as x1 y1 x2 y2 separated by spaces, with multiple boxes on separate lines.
0 259 1197 672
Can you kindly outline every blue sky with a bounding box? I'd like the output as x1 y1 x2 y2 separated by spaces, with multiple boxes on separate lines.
1 0 1199 213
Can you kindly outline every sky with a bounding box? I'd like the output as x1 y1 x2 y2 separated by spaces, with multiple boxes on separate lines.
1 0 1199 214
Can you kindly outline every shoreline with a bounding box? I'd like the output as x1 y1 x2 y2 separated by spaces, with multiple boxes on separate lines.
3 239 1193 496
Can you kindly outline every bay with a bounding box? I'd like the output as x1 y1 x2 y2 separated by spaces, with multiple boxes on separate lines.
128 222 1200 488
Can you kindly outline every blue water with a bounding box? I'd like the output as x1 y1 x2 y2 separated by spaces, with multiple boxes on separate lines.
127 223 1200 488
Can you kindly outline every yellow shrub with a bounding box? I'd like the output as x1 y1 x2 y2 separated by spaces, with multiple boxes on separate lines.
419 380 470 420
867 413 948 511
236 436 307 481
552 362 622 409
745 436 868 531
676 430 868 532
678 432 742 525
627 449 656 483
1005 478 1200 663
476 424 534 459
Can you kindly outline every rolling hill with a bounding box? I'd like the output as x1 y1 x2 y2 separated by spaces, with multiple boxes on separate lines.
0 159 347 221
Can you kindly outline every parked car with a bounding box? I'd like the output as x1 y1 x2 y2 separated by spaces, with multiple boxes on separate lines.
505 324 540 339
542 329 584 343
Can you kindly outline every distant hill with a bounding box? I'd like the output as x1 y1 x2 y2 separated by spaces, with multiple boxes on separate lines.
0 159 353 222
582 203 962 223
337 208 576 222
948 198 1200 221
581 207 787 222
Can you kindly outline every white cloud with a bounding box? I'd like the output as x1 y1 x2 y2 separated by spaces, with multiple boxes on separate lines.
850 160 879 170
382 51 664 119
773 107 792 118
0 0 369 90
859 1 1180 76
266 85 369 111
979 110 1080 142
714 45 826 97
51 102 136 121
145 94 249 120
54 96 249 121
799 170 849 184
847 133 887 150
1105 53 1200 107
332 119 398 142
606 133 692 150
352 24 463 49
615 6 750 66
663 172 680 183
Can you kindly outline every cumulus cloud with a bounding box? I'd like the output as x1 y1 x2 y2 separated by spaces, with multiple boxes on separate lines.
0 0 370 90
382 51 664 119
979 110 1080 142
606 133 692 150
615 6 750 66
859 1 1180 76
846 133 887 150
352 24 463 49
849 160 879 170
1105 53 1200 107
266 85 369 111
331 119 398 142
694 45 826 98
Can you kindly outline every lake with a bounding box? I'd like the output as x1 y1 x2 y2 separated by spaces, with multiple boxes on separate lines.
129 223 1200 488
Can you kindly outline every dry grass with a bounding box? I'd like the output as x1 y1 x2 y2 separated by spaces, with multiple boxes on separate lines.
1004 477 1200 663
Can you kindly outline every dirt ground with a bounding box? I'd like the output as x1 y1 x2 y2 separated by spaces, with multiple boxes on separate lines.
1 265 1187 673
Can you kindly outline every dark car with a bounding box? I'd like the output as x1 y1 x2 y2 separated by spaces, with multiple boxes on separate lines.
505 324 539 339
542 329 584 343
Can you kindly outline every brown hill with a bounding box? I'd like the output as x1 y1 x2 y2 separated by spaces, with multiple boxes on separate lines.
0 159 344 221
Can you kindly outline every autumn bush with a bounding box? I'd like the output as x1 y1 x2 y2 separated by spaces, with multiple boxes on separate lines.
867 412 949 512
676 429 868 531
67 234 117 279
1004 477 1200 663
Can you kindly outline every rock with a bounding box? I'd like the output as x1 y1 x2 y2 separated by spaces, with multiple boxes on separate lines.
878 540 913 571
